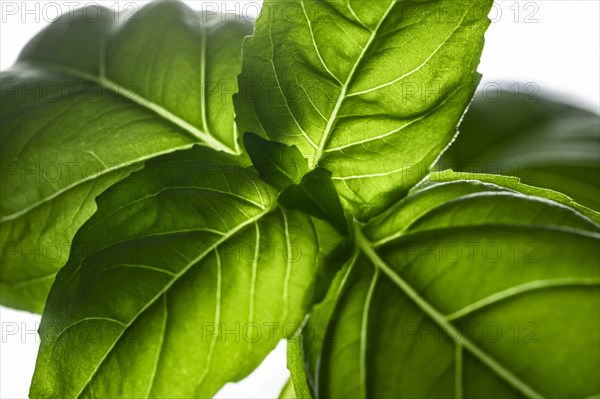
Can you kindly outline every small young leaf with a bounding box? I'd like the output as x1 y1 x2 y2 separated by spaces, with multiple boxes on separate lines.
244 133 348 235
243 132 309 190
279 169 349 235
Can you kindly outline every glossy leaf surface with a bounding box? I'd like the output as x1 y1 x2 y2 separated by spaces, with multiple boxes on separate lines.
236 0 494 220
0 2 250 312
31 147 343 397
297 173 600 398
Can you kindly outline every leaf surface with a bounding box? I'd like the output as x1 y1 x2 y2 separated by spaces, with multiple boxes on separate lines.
30 146 343 398
0 1 250 312
236 0 494 220
297 174 600 398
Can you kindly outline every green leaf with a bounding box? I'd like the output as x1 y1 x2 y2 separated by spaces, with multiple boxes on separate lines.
438 88 600 209
30 146 343 398
428 170 600 224
244 133 348 234
297 176 599 398
244 132 309 190
236 0 494 220
279 169 349 235
0 1 250 312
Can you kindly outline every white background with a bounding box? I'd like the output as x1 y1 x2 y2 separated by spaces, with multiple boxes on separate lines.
1 1 599 398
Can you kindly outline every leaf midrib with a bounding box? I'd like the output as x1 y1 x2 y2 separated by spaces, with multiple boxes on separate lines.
20 60 237 154
311 0 398 168
311 1 473 168
355 226 546 399
0 56 242 222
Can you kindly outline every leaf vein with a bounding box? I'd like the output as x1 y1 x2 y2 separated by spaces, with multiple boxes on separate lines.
347 5 473 98
445 277 600 321
355 226 545 399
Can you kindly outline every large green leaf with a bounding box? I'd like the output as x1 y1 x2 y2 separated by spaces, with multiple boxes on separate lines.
0 1 250 312
30 146 343 398
296 174 600 398
438 88 600 209
236 0 493 220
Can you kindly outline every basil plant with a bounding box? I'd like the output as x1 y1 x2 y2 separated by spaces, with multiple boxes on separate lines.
1 1 598 398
